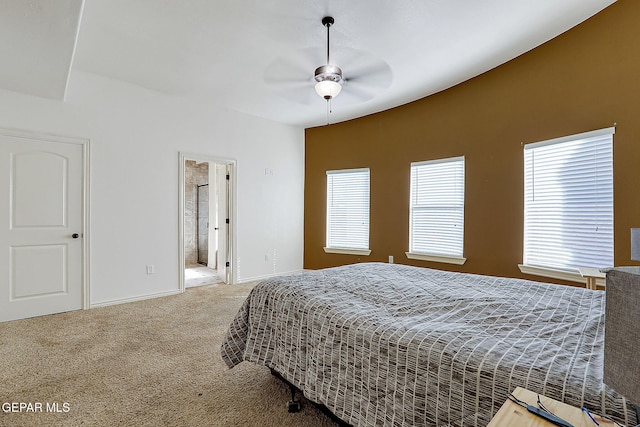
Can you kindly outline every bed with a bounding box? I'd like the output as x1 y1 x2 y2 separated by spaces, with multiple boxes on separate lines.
220 262 635 426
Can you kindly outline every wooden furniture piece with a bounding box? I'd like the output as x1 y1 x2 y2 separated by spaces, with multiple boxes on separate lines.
578 266 606 290
488 387 621 426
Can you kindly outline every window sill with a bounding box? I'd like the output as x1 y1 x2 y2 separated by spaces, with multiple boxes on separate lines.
517 264 604 285
405 252 467 265
324 247 372 256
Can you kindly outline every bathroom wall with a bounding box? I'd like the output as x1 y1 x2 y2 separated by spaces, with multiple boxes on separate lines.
184 160 209 266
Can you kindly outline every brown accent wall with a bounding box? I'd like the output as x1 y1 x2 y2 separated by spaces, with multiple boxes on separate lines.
304 0 640 284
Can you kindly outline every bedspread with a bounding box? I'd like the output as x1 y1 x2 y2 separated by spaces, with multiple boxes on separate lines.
221 263 634 426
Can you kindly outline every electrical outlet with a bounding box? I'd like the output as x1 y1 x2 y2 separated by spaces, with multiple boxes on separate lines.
146 265 154 274
388 255 394 264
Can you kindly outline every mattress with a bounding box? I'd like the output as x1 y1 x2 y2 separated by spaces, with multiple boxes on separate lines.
221 262 634 426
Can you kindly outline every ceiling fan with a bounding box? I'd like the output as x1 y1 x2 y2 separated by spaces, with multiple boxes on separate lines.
263 16 393 108
314 16 343 100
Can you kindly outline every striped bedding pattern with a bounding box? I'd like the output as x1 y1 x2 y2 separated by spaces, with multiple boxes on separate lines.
221 262 634 426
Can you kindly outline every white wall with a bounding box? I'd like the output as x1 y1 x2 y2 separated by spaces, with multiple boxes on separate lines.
0 70 304 306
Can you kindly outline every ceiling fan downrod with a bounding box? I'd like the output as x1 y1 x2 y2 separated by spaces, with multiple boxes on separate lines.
323 16 334 64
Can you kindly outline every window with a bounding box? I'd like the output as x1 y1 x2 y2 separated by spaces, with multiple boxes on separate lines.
406 156 465 264
521 127 614 279
325 168 371 255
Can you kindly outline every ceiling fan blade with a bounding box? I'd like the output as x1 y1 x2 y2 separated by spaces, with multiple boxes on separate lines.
263 46 322 85
338 81 378 103
345 63 392 88
262 38 393 107
264 63 309 86
272 84 318 106
264 78 310 91
337 48 393 89
347 63 392 84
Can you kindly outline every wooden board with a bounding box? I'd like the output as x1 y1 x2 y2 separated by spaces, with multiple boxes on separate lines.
487 387 621 427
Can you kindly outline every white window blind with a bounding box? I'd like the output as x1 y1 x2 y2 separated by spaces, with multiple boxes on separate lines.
409 157 465 257
523 127 614 271
326 168 370 250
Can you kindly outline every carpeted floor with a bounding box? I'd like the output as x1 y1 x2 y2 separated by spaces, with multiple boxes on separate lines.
0 282 338 426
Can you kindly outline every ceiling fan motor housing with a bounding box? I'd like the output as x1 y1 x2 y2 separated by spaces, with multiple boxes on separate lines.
314 64 343 83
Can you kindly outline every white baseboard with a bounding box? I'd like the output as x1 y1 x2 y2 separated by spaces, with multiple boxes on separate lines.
90 269 307 307
90 289 182 308
237 269 305 284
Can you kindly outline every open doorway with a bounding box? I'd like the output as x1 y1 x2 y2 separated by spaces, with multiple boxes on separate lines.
179 153 235 291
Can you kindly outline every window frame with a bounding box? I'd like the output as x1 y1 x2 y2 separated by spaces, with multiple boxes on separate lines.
324 168 371 256
405 156 466 265
518 127 615 284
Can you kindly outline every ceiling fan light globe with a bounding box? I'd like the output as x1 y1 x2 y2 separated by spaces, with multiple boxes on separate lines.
315 80 342 99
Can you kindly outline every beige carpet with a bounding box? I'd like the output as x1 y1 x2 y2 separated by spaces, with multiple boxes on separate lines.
0 282 338 426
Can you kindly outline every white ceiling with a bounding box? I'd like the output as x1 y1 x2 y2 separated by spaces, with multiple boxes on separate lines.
1 0 616 128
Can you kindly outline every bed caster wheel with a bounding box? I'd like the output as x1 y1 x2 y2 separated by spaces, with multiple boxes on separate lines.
287 400 301 413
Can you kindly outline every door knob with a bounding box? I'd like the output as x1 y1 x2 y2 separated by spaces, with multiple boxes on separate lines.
72 233 79 239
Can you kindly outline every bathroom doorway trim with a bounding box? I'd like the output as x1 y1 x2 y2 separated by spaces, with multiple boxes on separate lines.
178 152 237 291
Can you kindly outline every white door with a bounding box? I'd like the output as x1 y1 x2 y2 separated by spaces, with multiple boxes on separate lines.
0 132 85 322
215 163 229 284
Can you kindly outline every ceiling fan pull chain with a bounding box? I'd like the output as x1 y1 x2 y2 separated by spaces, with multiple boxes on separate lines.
326 99 330 124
